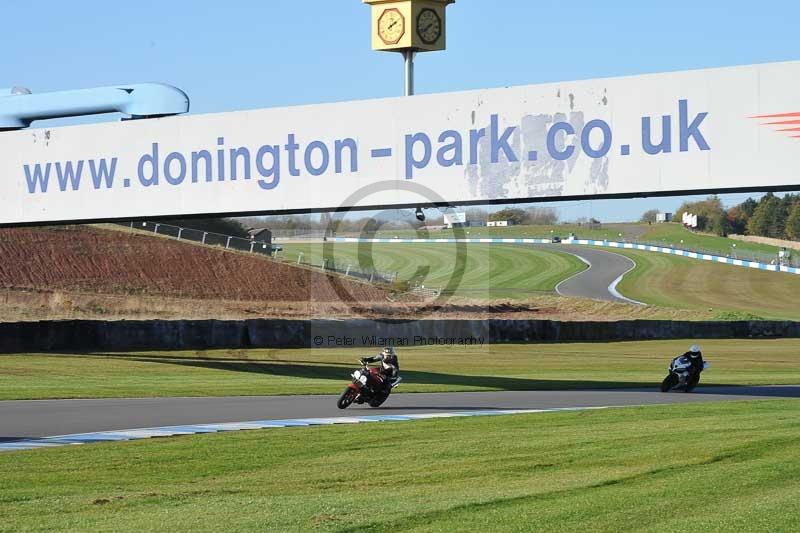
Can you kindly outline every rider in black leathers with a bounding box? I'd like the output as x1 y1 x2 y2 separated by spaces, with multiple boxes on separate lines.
360 347 400 391
680 344 704 381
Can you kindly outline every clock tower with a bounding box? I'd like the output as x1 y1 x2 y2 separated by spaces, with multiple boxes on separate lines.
363 0 455 53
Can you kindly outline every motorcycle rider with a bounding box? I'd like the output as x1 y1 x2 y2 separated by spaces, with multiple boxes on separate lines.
360 347 400 391
679 344 704 381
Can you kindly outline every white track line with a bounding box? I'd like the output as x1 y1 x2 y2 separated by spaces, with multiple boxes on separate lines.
554 253 592 297
601 250 646 306
0 407 610 453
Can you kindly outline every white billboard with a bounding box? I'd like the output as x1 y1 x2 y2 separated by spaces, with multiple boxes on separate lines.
2 60 799 225
443 212 466 225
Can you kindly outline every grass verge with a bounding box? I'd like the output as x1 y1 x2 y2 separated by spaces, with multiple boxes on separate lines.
614 250 800 320
2 339 799 400
279 243 585 298
1 400 798 531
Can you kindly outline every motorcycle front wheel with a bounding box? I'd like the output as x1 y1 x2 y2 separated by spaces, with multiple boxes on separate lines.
337 387 357 409
660 373 679 392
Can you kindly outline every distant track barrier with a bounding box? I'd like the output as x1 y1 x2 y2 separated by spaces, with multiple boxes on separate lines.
1 319 799 353
332 237 800 275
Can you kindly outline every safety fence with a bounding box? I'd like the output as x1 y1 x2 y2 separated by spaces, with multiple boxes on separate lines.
332 237 800 275
273 252 399 285
620 239 799 268
271 229 330 241
120 221 274 256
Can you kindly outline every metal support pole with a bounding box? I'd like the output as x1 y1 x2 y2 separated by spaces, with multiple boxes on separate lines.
403 50 415 96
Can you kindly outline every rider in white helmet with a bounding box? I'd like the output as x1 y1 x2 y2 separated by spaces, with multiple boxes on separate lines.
681 344 704 379
361 346 400 390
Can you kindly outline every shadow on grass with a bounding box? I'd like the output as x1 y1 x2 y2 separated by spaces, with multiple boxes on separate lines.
64 352 655 390
55 352 798 394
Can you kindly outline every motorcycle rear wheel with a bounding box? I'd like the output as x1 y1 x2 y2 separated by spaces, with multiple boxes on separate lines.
660 374 679 392
369 392 389 408
337 387 357 409
684 373 701 393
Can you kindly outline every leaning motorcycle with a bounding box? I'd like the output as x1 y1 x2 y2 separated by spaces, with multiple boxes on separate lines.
660 355 710 392
337 360 401 409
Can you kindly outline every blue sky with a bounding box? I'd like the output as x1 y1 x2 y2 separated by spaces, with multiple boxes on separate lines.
3 0 799 221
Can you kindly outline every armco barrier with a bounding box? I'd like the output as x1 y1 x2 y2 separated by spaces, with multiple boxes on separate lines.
332 237 800 275
0 319 798 353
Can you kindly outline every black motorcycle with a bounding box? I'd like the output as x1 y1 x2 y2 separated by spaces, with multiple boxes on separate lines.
660 355 709 392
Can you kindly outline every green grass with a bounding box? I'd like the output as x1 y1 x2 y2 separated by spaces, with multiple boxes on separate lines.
639 223 780 258
333 222 782 259
279 239 799 319
614 250 800 320
2 339 799 400
280 243 585 298
1 400 799 531
336 222 647 241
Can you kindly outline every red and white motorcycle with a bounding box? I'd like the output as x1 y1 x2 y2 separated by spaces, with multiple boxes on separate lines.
337 360 401 409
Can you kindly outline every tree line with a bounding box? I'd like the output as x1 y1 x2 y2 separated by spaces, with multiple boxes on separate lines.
672 193 800 240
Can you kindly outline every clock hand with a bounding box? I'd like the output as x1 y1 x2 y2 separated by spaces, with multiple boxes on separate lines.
422 23 435 33
388 20 398 30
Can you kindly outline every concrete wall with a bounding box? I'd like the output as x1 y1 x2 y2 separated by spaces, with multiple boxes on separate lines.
0 319 798 353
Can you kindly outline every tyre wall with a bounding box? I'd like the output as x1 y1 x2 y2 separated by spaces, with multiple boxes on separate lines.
0 319 798 353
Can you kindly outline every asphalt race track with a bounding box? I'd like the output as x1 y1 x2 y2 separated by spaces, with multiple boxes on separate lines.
552 245 641 304
2 386 798 440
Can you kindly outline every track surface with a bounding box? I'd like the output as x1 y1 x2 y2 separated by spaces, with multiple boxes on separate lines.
2 386 797 440
552 245 639 303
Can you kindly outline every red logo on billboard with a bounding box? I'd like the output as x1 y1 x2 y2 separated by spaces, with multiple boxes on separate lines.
750 111 800 139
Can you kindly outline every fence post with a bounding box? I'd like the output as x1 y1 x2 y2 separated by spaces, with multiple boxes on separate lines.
177 228 183 240
226 236 232 249
154 223 160 235
129 221 134 229
297 252 304 265
369 271 374 283
202 232 207 244
249 241 255 253
321 259 327 271
345 265 351 277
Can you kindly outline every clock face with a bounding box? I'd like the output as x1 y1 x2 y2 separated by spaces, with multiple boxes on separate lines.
416 8 442 45
378 8 405 45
